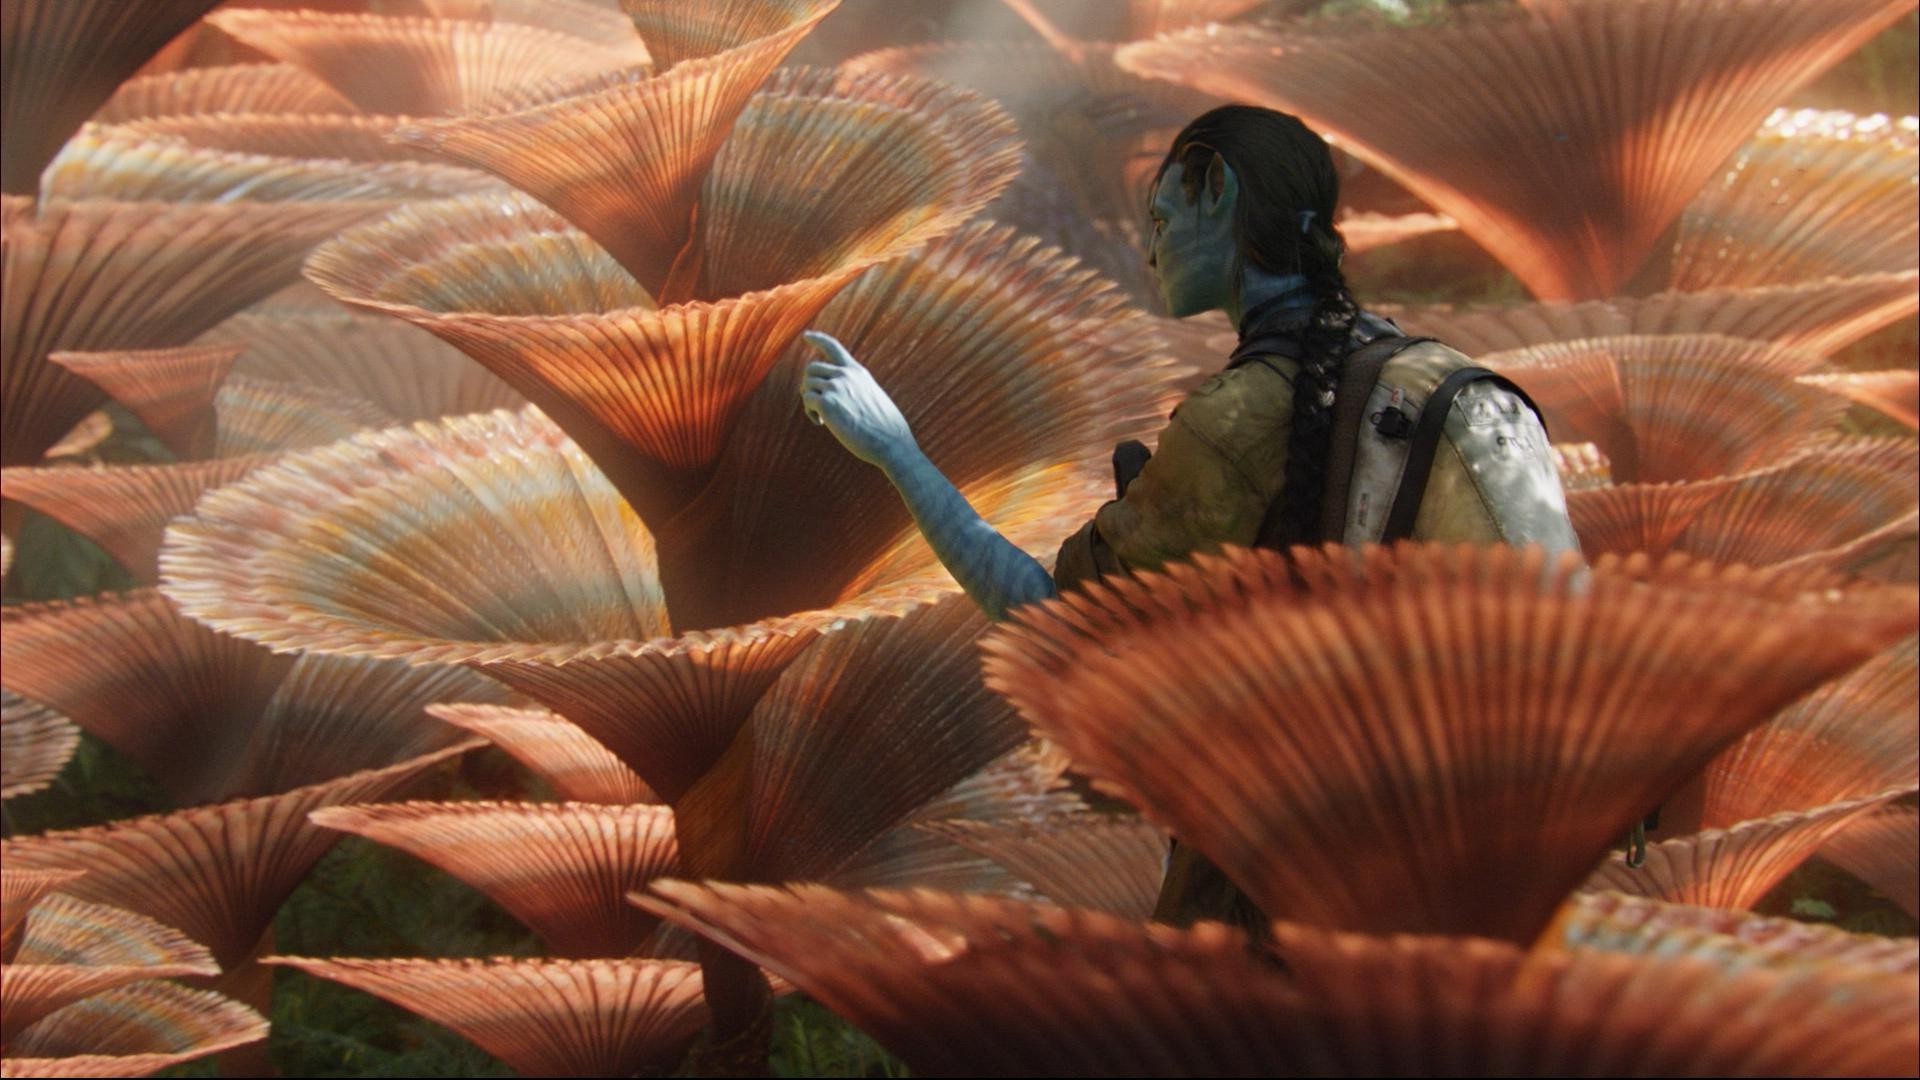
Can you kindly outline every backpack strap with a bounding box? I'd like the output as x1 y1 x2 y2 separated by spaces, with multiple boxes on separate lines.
1250 334 1433 549
1379 367 1542 542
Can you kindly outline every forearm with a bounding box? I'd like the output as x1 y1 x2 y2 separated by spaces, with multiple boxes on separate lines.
881 444 1057 622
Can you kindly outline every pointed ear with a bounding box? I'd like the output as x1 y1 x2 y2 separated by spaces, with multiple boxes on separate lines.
1203 153 1237 219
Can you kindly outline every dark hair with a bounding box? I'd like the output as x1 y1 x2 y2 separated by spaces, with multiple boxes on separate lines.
1156 105 1359 548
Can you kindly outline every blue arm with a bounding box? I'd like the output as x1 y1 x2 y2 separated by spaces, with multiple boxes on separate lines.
800 331 1057 622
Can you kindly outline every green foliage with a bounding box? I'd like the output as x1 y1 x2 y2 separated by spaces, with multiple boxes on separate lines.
266 837 537 1077
0 731 172 838
770 997 911 1079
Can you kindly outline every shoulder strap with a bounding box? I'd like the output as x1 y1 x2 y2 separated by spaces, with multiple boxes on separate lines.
1380 367 1541 542
1251 334 1433 550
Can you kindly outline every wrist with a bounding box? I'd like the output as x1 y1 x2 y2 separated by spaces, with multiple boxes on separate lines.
877 437 925 479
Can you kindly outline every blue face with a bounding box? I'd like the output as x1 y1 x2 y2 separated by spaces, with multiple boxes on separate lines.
1146 160 1237 319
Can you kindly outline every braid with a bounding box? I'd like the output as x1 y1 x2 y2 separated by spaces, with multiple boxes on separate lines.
1274 224 1357 549
1154 106 1358 548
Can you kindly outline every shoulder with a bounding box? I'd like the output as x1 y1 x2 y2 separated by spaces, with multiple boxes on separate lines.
1374 338 1478 398
1174 358 1296 427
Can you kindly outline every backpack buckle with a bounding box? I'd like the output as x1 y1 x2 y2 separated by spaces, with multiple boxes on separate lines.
1370 406 1414 439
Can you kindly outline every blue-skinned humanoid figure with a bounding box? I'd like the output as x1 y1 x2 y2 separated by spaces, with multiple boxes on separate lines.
801 105 1582 925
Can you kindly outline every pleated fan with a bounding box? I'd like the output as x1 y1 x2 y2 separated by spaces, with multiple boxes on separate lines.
1818 805 1918 917
0 694 80 802
1565 477 1743 558
0 458 269 584
0 588 500 805
417 0 651 67
309 801 680 958
203 10 635 117
41 127 494 203
1670 109 1917 290
1667 437 1918 568
2 894 218 1044
1 982 267 1078
0 743 480 972
197 309 527 424
1582 787 1916 911
46 345 239 460
1481 334 1847 482
262 956 706 1078
1115 0 1917 299
111 111 481 167
91 63 351 125
1 195 384 467
620 0 836 73
313 69 1022 526
924 812 1168 918
1700 633 1917 830
1 869 85 966
1389 272 1920 359
641 882 1920 1077
393 4 835 293
1800 369 1919 429
208 375 397 459
979 544 1919 940
0 0 226 194
426 703 657 804
1557 890 1917 975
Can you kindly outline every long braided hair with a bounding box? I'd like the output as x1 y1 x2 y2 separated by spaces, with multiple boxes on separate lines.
1157 106 1359 548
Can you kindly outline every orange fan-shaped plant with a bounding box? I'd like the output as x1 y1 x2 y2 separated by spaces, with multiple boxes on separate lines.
391 2 838 293
924 812 1168 918
0 744 479 973
1565 476 1742 559
1 869 84 965
1482 334 1846 483
1820 805 1919 917
1669 110 1917 291
196 308 527 424
426 704 657 805
310 801 681 958
312 68 1022 527
265 956 707 1078
1800 369 1920 429
202 9 637 117
1 458 270 584
2 981 268 1079
1668 437 1919 569
1698 634 1918 828
0 693 80 802
92 63 352 125
40 126 494 204
1583 787 1916 911
1115 0 1917 299
1555 890 1918 976
1 195 382 467
0 0 227 194
843 40 1218 307
46 345 239 460
1390 272 1920 360
641 882 1920 1078
979 544 1918 941
2 893 218 1044
0 589 500 805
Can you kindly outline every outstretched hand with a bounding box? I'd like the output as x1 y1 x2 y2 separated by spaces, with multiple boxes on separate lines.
800 330 917 471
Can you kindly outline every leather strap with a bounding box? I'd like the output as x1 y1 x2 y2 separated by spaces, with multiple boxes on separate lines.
1317 335 1431 544
1249 335 1432 549
1380 366 1539 542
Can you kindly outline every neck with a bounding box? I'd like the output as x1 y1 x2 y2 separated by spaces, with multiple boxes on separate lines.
1229 265 1312 330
